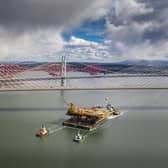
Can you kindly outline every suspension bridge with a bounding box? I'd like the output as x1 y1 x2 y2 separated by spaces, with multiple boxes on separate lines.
0 56 168 91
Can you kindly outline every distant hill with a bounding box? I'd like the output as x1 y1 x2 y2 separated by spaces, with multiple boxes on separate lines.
18 61 38 65
119 60 168 67
1 59 168 67
0 59 168 76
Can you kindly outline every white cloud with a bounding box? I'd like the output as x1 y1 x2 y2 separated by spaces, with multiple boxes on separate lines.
0 28 65 61
68 36 98 47
65 35 168 62
118 40 168 60
64 36 120 62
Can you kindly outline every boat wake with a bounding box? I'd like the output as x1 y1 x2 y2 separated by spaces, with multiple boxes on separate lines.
107 111 124 120
48 126 65 135
43 119 66 135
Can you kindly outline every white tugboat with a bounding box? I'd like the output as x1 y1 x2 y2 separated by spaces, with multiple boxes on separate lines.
73 130 84 142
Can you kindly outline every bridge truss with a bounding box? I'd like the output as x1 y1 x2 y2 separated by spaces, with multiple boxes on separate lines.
0 57 168 91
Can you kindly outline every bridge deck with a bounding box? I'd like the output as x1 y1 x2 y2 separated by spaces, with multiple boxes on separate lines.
0 86 168 92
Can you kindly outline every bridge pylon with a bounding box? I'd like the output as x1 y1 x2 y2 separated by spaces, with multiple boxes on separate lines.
61 56 66 87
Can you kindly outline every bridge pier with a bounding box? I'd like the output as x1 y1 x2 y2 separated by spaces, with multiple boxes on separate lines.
61 56 66 87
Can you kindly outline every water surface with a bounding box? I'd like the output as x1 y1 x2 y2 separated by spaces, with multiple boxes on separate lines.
0 89 168 168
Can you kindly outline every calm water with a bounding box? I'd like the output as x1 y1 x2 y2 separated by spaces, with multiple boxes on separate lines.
0 89 168 168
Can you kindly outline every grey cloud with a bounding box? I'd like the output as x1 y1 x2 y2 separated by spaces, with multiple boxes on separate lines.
143 24 168 42
103 0 168 60
106 0 168 44
140 0 168 9
133 12 157 23
133 0 168 24
133 0 168 42
0 0 96 31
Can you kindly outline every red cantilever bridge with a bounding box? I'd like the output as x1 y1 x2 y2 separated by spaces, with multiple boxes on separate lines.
0 57 168 91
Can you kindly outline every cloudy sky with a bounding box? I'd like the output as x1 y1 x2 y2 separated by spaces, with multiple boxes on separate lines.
0 0 168 62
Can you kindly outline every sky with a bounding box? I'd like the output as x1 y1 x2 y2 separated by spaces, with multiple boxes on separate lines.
0 0 168 62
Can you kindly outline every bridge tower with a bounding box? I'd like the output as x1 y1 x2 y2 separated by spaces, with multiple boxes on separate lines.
61 56 67 87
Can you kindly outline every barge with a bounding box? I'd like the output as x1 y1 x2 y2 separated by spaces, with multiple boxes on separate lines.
63 102 120 131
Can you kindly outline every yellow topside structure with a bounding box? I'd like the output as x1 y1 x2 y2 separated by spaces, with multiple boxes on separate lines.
63 103 120 130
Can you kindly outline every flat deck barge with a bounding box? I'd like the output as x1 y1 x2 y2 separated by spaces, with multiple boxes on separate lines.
63 103 120 131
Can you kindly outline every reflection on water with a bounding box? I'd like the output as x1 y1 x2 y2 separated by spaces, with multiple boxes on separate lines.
0 89 168 168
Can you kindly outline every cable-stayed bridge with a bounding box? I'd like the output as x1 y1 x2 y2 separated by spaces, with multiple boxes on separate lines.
0 56 168 91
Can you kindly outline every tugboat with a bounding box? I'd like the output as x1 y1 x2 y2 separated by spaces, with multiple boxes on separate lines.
36 124 48 137
73 130 84 142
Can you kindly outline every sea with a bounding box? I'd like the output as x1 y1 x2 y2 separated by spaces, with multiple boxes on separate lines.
0 75 168 168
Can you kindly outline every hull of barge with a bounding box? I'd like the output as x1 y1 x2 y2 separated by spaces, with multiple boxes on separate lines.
63 118 104 130
63 113 121 131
